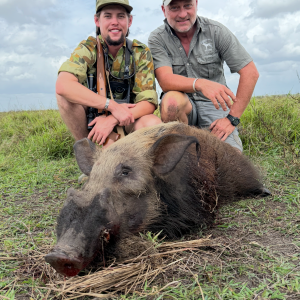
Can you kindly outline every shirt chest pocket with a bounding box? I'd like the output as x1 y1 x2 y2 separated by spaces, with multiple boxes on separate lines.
171 57 187 77
196 52 220 79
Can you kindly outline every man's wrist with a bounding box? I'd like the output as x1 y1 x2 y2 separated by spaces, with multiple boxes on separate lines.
107 114 119 126
194 78 204 92
193 78 199 93
226 114 240 126
104 98 110 110
106 99 116 112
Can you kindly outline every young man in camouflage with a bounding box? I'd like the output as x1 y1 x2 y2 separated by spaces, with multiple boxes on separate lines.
148 0 259 152
56 0 161 147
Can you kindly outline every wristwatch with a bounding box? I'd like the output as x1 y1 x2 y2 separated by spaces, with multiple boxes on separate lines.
226 114 240 126
104 98 110 110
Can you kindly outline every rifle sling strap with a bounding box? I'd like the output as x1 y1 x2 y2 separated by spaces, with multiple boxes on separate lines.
124 38 133 80
109 38 133 140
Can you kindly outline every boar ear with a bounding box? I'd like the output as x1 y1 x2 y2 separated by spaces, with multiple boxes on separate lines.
149 134 200 175
73 138 97 176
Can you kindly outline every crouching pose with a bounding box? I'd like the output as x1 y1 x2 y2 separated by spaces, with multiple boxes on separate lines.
56 0 161 148
148 0 260 152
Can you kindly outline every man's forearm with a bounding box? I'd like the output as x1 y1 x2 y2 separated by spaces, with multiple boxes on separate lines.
229 62 259 118
129 101 156 120
156 67 197 93
155 67 235 106
56 72 107 110
57 72 135 126
162 75 197 93
97 101 156 127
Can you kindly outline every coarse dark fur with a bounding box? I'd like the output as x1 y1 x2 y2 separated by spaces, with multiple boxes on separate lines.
142 124 264 237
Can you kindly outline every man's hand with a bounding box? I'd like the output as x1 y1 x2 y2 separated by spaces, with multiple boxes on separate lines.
196 79 236 111
210 117 235 141
88 115 118 145
108 102 136 126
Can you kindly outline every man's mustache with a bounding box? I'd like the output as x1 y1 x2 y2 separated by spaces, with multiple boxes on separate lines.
175 18 190 22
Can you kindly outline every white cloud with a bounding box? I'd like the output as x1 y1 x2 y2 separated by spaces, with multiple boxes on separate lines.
50 56 69 70
251 0 300 18
14 73 36 80
0 0 300 110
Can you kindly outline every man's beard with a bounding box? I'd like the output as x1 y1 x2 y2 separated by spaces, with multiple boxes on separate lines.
171 19 196 33
106 32 125 46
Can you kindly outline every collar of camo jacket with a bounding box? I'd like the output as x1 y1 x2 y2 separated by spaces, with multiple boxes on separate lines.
98 35 133 82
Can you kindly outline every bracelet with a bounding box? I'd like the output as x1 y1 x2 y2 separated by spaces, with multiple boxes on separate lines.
193 78 199 93
104 98 110 110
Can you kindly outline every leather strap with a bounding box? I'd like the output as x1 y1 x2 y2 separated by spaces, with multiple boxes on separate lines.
116 126 126 139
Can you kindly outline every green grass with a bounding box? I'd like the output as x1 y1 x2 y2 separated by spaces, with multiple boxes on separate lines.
240 94 300 159
0 110 74 160
0 95 300 299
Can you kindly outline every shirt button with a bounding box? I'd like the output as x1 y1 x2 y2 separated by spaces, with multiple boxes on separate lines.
194 93 197 96
187 63 190 66
179 47 182 50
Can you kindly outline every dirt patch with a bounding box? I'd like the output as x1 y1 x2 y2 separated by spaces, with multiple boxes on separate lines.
210 199 299 252
2 190 300 299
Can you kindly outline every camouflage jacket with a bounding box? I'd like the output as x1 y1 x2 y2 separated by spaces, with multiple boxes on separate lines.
59 35 158 108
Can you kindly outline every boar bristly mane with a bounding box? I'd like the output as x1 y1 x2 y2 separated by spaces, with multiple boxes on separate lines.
119 122 265 238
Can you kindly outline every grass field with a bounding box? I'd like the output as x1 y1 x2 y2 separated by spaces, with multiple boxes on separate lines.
0 94 299 299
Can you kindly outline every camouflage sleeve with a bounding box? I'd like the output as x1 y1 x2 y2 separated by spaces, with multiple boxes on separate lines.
58 37 97 87
132 46 158 109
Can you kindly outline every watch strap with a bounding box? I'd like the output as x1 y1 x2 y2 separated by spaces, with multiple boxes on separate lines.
226 114 240 126
104 98 110 110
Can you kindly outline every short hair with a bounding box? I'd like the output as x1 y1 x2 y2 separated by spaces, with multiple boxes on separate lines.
95 8 131 37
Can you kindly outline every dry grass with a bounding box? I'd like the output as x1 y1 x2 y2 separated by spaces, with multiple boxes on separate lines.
2 237 218 299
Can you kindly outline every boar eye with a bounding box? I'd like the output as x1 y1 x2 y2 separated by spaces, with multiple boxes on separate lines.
114 164 133 179
121 167 132 177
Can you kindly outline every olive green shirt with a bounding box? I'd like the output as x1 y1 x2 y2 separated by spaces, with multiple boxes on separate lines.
59 35 158 108
148 16 253 102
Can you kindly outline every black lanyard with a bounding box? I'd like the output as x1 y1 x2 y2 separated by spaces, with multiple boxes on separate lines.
103 39 136 82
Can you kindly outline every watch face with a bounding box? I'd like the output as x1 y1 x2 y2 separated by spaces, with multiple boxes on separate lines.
227 115 240 126
232 118 240 126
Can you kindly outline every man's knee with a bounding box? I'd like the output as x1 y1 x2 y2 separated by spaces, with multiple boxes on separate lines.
56 93 66 106
134 114 162 131
160 91 191 122
56 94 73 113
56 94 87 114
224 131 243 153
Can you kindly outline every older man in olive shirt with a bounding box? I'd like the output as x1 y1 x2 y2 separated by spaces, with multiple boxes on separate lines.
148 0 259 152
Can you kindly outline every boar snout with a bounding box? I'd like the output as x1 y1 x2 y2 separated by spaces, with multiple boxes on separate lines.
47 189 121 276
45 247 86 277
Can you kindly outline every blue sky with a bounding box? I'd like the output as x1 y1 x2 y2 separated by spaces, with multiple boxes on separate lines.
0 0 300 111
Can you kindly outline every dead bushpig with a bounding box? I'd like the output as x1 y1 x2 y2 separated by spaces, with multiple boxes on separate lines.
45 122 270 277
